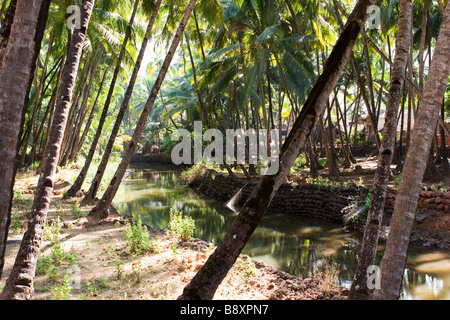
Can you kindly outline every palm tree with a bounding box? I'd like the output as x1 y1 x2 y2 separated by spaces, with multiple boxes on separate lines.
373 3 450 301
81 0 163 205
65 0 141 198
0 0 50 279
88 0 198 221
178 0 376 300
348 0 413 300
0 0 95 300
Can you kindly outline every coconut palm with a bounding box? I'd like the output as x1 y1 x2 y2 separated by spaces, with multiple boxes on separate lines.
348 0 413 300
373 3 450 300
81 0 163 204
178 0 376 300
0 0 51 279
0 0 95 300
88 0 198 220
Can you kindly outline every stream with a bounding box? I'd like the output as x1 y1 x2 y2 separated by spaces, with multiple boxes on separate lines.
114 163 450 300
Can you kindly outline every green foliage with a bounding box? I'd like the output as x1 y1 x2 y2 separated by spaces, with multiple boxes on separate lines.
44 216 62 244
125 214 151 255
290 154 308 173
51 274 72 300
114 256 125 280
180 164 208 183
168 208 195 242
393 173 402 188
70 200 84 218
11 208 23 233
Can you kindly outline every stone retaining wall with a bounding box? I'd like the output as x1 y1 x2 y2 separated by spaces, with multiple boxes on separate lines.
189 170 369 223
189 170 450 248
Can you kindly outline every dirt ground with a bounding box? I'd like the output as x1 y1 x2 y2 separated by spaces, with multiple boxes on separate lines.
1 169 346 300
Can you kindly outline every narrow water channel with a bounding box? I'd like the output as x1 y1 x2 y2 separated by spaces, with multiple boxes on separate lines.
114 163 450 300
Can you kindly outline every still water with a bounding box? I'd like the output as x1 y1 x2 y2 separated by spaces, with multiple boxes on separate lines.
114 164 450 300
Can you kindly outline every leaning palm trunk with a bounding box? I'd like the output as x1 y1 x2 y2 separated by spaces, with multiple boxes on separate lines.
81 0 162 205
178 0 375 300
0 0 94 300
372 3 450 300
0 0 50 279
65 0 140 198
88 0 198 220
348 0 412 300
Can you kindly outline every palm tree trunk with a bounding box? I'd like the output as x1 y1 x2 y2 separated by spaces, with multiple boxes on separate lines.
372 3 450 300
88 0 198 221
0 0 94 299
65 0 140 198
178 0 375 300
0 0 50 279
81 0 162 205
348 0 412 300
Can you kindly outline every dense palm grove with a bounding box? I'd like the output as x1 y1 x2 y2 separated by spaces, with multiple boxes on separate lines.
0 0 449 300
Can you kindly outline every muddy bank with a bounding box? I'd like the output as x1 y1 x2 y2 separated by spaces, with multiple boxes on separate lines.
188 170 450 249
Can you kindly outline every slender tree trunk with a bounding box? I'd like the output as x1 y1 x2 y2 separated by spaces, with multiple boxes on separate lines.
37 54 66 175
0 0 50 279
348 0 412 300
65 0 140 198
178 0 375 300
88 0 198 220
81 0 162 204
0 0 16 69
372 3 450 300
72 67 109 160
0 0 94 300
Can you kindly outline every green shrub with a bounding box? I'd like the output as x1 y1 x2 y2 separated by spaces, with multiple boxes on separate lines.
168 208 195 242
125 214 151 255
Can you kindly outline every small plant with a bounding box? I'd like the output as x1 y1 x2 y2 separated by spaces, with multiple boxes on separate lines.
36 255 52 276
55 200 65 217
314 259 340 296
47 266 60 284
51 274 72 300
11 208 22 233
50 242 65 266
393 173 402 188
149 236 162 254
85 281 98 297
125 214 150 255
70 200 83 218
44 217 62 243
114 256 125 280
168 208 195 242
235 256 255 284
180 164 207 183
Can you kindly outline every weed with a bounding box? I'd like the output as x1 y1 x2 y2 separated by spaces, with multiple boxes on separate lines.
168 208 195 242
114 256 125 280
393 173 402 188
50 242 65 265
11 208 22 233
235 256 256 284
85 281 98 297
70 200 83 218
125 214 151 255
51 274 72 300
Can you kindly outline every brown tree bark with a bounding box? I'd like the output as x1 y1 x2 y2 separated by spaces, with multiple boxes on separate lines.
178 0 375 300
348 0 412 300
372 3 450 300
65 0 141 198
0 0 50 279
81 0 162 205
88 0 198 220
0 0 94 299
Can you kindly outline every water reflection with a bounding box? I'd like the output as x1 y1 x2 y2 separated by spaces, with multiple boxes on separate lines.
114 164 450 300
